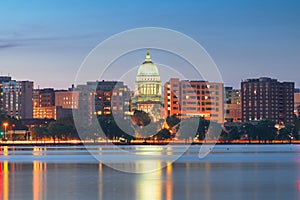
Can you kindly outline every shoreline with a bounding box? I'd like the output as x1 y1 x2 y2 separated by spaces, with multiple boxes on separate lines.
0 140 299 146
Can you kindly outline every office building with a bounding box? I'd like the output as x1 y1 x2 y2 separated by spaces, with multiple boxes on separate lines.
0 76 12 112
33 88 56 119
164 78 224 123
224 87 242 122
75 81 131 125
55 90 79 109
2 80 33 119
241 77 294 124
295 89 300 116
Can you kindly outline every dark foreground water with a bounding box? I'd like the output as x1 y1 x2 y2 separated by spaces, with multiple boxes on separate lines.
0 145 299 200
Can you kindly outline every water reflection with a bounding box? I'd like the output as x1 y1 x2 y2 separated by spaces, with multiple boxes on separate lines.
297 160 300 199
165 162 173 200
98 163 103 200
135 162 162 200
2 161 9 200
32 147 45 156
134 161 174 200
0 147 298 200
97 145 180 173
33 162 47 200
2 146 8 156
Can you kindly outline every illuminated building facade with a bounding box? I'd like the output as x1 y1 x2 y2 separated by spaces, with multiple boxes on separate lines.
241 77 294 124
89 81 130 117
294 89 300 116
224 87 242 122
133 50 163 120
75 81 131 125
2 80 33 119
33 88 79 120
55 90 79 109
0 76 12 112
33 88 56 119
164 78 224 123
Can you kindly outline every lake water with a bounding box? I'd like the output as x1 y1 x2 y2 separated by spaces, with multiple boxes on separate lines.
0 145 299 200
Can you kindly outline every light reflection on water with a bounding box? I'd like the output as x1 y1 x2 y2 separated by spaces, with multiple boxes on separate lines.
33 161 47 200
0 145 299 200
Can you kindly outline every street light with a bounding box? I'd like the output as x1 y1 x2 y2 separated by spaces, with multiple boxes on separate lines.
12 124 16 141
3 122 8 141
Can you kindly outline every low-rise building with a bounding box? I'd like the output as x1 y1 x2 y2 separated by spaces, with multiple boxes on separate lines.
224 87 242 122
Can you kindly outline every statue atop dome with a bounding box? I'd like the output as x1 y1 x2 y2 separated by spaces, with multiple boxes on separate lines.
144 49 152 63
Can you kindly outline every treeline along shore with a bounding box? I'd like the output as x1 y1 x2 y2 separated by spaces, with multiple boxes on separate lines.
1 110 300 145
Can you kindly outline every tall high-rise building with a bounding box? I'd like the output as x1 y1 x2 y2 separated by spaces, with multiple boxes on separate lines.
241 77 294 124
75 84 94 125
2 80 33 119
0 76 12 112
164 78 224 123
224 87 242 122
294 89 300 116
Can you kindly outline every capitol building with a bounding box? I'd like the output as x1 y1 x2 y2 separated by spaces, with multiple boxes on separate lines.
132 49 164 121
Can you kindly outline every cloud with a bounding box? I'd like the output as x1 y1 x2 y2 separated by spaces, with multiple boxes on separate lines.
0 32 102 51
1 32 101 43
0 43 21 50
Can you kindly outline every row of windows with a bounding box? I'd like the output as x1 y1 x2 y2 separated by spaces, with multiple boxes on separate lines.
182 107 220 112
184 84 220 89
243 111 294 115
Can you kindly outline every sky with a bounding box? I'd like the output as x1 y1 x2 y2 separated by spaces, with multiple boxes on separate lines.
0 0 299 89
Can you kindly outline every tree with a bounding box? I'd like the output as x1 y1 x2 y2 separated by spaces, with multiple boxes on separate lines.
98 115 115 139
112 118 135 142
97 115 136 141
138 121 162 139
166 115 181 128
30 126 48 140
196 117 209 140
277 124 297 143
0 110 27 131
56 117 78 139
256 120 277 143
206 121 222 140
47 122 71 141
241 123 257 143
177 118 199 140
155 128 171 140
131 110 151 126
221 126 241 142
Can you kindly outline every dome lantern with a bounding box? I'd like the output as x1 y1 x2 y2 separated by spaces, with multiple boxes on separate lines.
145 49 151 62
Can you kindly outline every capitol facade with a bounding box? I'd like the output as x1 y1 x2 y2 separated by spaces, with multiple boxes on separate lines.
133 49 164 121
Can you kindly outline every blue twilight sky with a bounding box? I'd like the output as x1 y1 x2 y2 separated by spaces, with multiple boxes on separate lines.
0 0 299 89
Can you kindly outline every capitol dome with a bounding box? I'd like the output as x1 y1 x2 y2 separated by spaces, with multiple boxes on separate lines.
134 49 163 104
136 49 160 78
